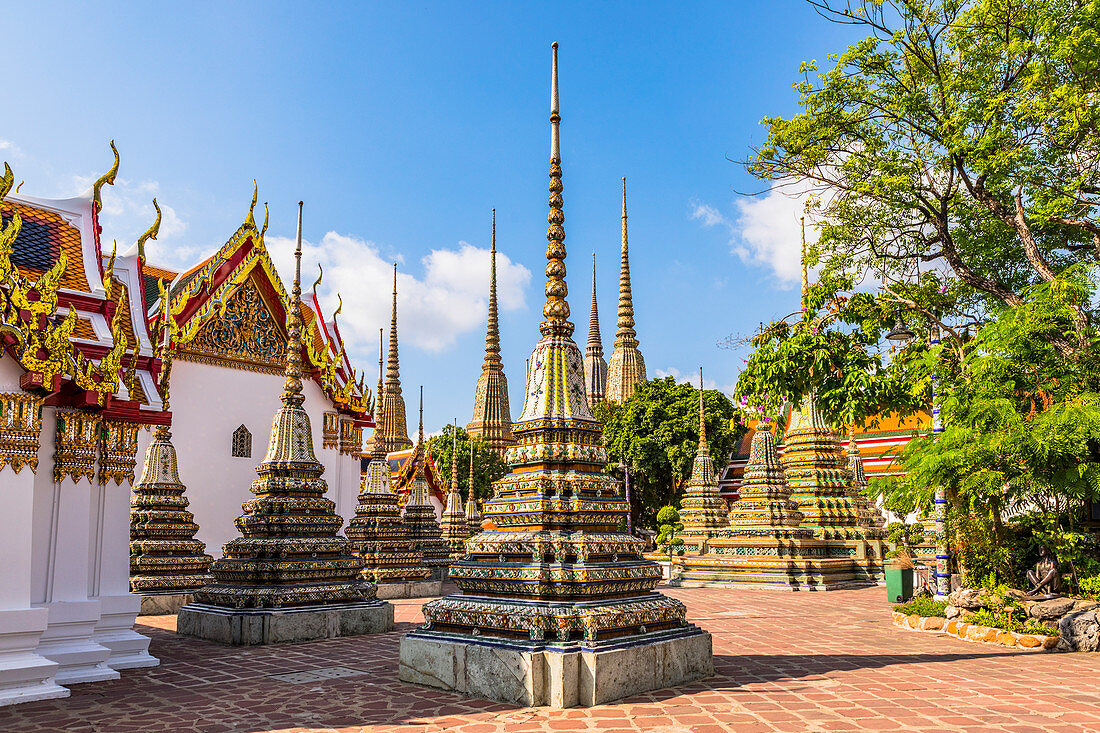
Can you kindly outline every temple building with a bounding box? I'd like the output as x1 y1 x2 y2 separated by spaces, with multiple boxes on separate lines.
466 211 515 453
129 301 213 615
582 253 607 407
177 203 391 645
400 43 711 708
604 178 646 403
345 335 434 599
400 389 451 577
147 186 371 562
0 149 160 703
371 265 413 455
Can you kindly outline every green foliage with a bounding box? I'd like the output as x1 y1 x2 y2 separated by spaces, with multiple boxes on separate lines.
1079 574 1100 600
595 377 740 529
428 425 508 503
951 510 1023 589
884 520 926 560
655 505 685 562
893 597 947 618
965 603 1057 637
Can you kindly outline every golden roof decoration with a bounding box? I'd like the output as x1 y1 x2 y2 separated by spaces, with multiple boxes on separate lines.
92 140 119 213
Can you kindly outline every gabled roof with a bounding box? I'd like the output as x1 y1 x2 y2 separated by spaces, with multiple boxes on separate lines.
160 192 372 421
0 154 167 423
387 447 446 506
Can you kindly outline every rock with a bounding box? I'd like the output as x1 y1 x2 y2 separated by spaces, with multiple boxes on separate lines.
1003 588 1027 601
919 617 944 631
996 631 1016 646
1058 610 1100 652
1028 597 1076 620
1017 634 1043 649
945 605 962 619
948 588 990 610
1072 600 1100 613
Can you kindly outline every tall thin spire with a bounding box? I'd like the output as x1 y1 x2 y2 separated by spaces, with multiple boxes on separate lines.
450 420 459 493
540 40 572 338
282 201 306 405
483 210 501 369
800 216 808 310
369 328 387 458
605 177 647 403
697 367 707 449
583 251 607 407
377 264 412 453
679 366 727 534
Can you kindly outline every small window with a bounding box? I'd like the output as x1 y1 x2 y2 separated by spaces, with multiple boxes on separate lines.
232 425 252 458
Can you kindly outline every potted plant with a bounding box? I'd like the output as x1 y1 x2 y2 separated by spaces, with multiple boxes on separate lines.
655 505 685 581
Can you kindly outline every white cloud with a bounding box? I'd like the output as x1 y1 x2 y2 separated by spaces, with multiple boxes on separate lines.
266 232 531 355
691 184 817 288
654 367 736 397
0 139 21 157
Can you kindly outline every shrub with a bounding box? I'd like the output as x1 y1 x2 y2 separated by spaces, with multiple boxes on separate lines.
1080 574 1100 600
893 597 947 617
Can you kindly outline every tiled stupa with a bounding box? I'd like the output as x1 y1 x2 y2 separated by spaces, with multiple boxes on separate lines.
604 177 646 404
464 450 482 535
178 203 392 644
439 424 471 559
129 312 213 614
582 253 607 407
372 266 413 455
402 390 451 576
724 430 809 538
400 43 711 708
678 370 729 536
467 211 516 454
345 334 430 586
846 432 887 539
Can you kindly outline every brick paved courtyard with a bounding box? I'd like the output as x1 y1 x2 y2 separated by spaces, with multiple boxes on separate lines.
4 585 1100 733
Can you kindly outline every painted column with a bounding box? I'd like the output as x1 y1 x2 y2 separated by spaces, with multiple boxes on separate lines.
0 383 69 705
90 420 157 671
33 407 118 685
931 324 950 598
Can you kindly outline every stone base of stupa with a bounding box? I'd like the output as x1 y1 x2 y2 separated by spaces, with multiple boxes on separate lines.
140 592 199 616
374 579 444 600
847 538 887 585
399 628 712 708
177 601 393 646
670 536 875 591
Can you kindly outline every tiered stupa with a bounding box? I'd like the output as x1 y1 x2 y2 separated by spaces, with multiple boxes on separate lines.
464 450 482 535
467 211 516 454
402 389 451 577
846 433 887 539
582 253 607 407
605 177 646 403
129 303 213 615
345 333 432 595
375 265 413 454
678 370 729 536
178 203 392 645
400 44 711 708
724 430 809 538
439 422 471 559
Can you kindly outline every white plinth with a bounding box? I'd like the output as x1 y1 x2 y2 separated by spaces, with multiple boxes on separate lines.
34 600 118 685
400 629 713 708
0 607 69 706
91 594 157 671
374 580 444 600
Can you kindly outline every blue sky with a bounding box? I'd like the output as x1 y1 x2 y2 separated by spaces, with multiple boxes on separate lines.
2 1 860 434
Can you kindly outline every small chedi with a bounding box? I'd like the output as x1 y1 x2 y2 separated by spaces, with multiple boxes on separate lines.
400 43 711 709
177 203 392 645
345 330 433 598
129 300 213 615
464 449 483 535
582 253 607 407
846 432 887 538
678 369 730 535
401 389 451 578
439 423 472 559
604 177 646 403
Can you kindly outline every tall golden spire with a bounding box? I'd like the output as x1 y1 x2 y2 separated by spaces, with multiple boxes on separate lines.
377 264 412 453
697 366 707 450
540 41 573 338
282 202 306 406
369 328 387 458
605 176 647 403
467 210 515 452
800 216 808 311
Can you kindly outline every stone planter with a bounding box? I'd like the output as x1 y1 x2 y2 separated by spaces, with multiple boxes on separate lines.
891 611 1058 651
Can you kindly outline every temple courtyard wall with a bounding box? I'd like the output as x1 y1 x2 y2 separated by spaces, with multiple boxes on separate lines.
5 585 1100 730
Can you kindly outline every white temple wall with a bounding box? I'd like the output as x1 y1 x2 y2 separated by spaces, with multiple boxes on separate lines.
167 360 362 557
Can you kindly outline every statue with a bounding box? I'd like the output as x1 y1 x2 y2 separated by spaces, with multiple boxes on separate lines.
1025 545 1063 598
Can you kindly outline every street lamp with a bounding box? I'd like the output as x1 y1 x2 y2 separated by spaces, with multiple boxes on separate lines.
886 311 916 342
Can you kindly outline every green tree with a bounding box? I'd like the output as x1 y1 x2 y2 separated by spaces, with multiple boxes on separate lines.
594 377 740 529
655 505 685 563
428 425 508 503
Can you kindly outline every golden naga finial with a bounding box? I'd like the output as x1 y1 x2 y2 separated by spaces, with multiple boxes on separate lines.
0 162 13 200
14 181 22 193
333 293 343 323
260 202 269 239
104 241 117 300
245 180 258 229
92 140 119 213
312 263 324 295
136 199 161 263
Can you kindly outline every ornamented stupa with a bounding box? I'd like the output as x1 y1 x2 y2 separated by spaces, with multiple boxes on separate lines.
467 211 516 454
724 430 809 538
402 389 451 576
345 330 430 586
678 369 729 535
374 265 413 454
582 253 607 407
178 203 392 644
846 431 888 539
464 449 482 535
605 177 646 403
439 422 471 559
400 43 711 708
129 299 213 613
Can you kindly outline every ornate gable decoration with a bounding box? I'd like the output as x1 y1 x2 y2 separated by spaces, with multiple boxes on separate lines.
181 277 286 373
